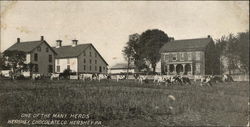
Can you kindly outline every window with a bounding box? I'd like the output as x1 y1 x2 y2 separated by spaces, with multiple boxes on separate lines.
89 59 92 64
165 54 169 62
34 53 38 61
89 52 92 57
89 46 92 50
46 47 49 52
56 66 60 72
161 54 164 61
84 59 86 63
48 65 53 73
172 53 177 61
90 66 92 71
187 52 192 60
196 63 201 73
196 52 201 60
67 59 70 64
103 67 105 71
34 64 39 72
95 60 97 64
67 65 70 70
83 51 86 56
95 66 97 71
49 55 52 63
95 53 97 57
180 52 184 61
37 46 41 52
84 65 86 70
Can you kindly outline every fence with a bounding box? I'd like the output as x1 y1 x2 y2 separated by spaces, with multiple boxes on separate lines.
231 74 249 81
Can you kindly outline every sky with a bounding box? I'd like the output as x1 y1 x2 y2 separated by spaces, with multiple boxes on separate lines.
0 1 249 66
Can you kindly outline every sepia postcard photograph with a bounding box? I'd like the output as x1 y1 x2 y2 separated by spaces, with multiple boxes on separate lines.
0 1 249 127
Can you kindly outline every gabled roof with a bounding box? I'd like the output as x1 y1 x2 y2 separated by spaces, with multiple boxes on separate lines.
53 43 108 65
5 40 57 54
160 37 213 52
110 63 135 69
53 44 90 58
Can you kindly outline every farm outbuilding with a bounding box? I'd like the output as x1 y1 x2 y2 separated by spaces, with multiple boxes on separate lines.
109 63 136 74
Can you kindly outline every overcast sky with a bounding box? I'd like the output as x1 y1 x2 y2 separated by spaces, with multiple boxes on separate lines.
0 1 249 66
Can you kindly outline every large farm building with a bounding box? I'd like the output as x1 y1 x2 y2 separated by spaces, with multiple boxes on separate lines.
53 40 108 74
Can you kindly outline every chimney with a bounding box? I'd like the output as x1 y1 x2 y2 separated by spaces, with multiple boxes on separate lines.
72 39 78 47
41 36 44 41
17 38 20 43
208 35 211 38
169 37 174 42
56 40 62 48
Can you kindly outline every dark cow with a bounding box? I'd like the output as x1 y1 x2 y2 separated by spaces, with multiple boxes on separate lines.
181 77 191 85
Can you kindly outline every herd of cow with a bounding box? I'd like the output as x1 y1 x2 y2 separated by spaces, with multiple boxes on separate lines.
1 70 234 86
49 73 234 86
151 74 234 86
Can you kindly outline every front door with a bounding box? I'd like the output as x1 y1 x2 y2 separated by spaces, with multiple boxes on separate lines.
99 66 102 73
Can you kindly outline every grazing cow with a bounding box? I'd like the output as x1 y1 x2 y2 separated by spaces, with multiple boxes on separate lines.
222 74 234 82
210 75 223 83
116 74 126 82
79 73 93 81
181 76 191 85
172 75 183 85
50 73 60 80
200 76 212 86
96 74 107 82
137 75 147 84
164 76 173 86
153 74 160 83
32 74 41 80
106 74 111 80
155 75 165 85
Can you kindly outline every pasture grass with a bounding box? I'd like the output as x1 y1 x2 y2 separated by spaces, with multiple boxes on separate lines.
0 79 249 127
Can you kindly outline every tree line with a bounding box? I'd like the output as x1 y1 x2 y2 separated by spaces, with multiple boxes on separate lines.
215 31 249 74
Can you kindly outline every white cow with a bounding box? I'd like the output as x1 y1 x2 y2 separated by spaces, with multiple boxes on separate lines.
79 74 93 81
97 74 107 82
32 74 41 80
200 76 212 86
137 75 147 84
153 74 160 83
50 73 60 80
0 70 11 77
115 75 126 82
154 75 166 85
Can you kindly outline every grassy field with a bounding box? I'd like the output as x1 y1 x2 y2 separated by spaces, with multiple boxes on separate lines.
0 79 249 127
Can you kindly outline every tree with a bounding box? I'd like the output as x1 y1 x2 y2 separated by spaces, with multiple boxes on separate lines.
215 35 227 74
236 31 249 72
215 31 249 74
122 33 139 75
138 29 170 72
3 50 26 75
61 68 72 79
